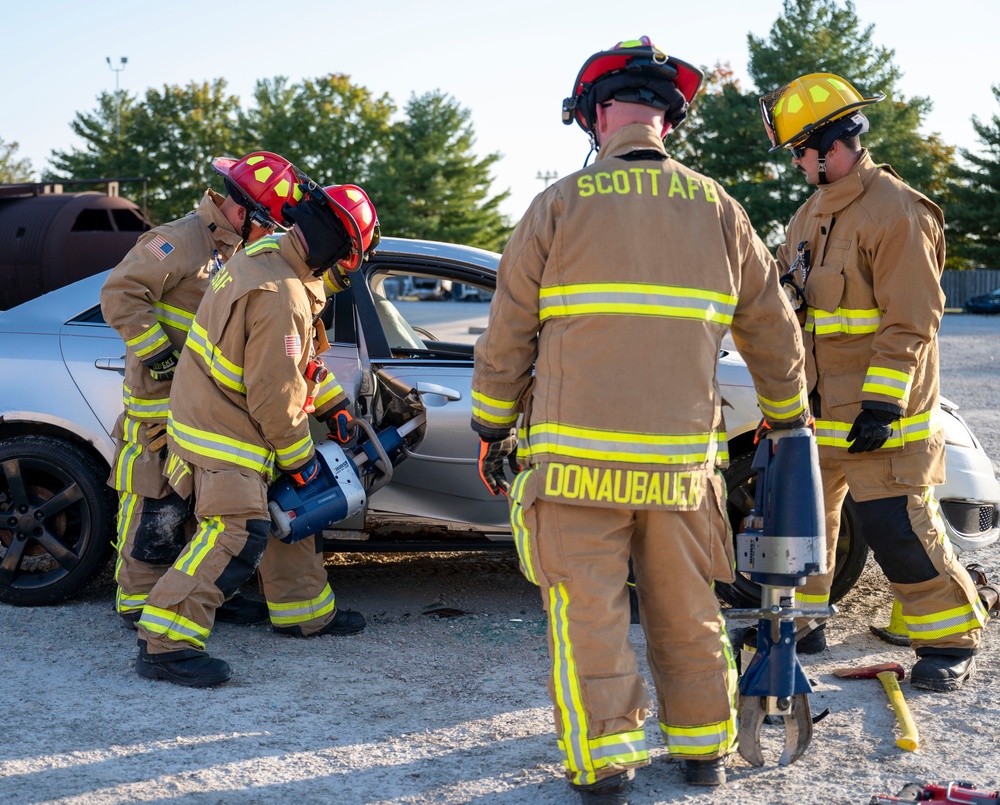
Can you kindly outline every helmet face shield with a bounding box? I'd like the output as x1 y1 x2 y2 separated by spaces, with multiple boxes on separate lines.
759 93 781 149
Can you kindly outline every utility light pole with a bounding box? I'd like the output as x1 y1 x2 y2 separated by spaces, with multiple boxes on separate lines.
106 56 128 145
536 170 558 188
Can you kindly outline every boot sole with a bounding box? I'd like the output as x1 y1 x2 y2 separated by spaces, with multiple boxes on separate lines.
910 658 976 692
136 658 232 688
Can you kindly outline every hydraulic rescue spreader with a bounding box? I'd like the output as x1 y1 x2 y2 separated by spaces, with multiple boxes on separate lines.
726 427 832 767
269 414 426 544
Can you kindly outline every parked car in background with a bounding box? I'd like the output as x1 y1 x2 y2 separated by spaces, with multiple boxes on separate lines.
2 238 998 607
964 288 1000 315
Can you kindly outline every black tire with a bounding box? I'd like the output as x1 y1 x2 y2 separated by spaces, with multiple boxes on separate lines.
715 449 869 609
0 436 115 605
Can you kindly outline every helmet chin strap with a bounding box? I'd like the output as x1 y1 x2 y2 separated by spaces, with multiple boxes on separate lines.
817 153 829 184
240 208 254 243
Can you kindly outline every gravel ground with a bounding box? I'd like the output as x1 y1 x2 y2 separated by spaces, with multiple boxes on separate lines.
2 313 998 805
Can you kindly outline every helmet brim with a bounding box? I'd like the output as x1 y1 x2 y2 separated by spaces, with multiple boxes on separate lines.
310 185 365 271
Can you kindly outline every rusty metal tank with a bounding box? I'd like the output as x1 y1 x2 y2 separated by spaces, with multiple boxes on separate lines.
0 184 151 309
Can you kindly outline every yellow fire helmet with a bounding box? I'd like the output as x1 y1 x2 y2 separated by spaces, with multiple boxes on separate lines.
759 72 884 152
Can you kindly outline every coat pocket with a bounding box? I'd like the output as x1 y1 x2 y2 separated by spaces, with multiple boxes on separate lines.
804 263 845 313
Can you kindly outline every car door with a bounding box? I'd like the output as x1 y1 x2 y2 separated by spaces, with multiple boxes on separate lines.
327 252 511 532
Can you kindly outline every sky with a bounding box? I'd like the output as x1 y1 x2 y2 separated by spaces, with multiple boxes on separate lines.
2 0 998 223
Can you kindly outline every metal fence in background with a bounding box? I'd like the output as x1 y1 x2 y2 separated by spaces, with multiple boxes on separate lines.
942 269 1000 309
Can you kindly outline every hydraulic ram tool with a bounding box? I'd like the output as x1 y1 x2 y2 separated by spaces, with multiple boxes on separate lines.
727 427 832 766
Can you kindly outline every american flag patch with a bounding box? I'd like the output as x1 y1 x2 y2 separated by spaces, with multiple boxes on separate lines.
284 334 302 357
145 235 175 261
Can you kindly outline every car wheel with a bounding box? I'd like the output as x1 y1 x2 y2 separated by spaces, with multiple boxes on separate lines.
0 436 115 605
715 449 869 609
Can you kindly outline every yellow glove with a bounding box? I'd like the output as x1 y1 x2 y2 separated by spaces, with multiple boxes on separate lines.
146 423 168 452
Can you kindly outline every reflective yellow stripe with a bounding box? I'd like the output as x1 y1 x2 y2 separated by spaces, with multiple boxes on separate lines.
153 301 196 334
472 390 518 426
114 492 141 594
275 434 315 471
138 605 210 649
313 372 345 411
815 407 941 449
795 590 830 610
122 384 170 419
549 582 595 785
660 614 737 758
526 422 728 466
805 306 881 335
126 322 171 358
509 470 538 585
756 388 808 421
862 366 913 401
176 516 223 576
113 425 143 492
539 282 737 327
116 589 146 615
268 584 337 626
167 416 274 475
186 321 247 394
245 235 281 256
903 600 987 641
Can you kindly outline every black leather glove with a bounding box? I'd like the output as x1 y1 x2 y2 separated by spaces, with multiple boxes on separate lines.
145 348 180 381
477 433 519 497
846 408 896 454
287 456 321 488
284 195 351 272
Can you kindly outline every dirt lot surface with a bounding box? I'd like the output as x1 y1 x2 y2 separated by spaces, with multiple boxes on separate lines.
2 314 999 805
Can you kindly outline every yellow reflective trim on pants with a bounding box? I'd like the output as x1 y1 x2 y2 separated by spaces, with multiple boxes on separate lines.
114 491 141 584
549 582 597 785
268 584 337 626
903 600 987 641
175 516 223 576
138 605 210 649
509 470 538 585
116 589 147 615
795 590 830 610
661 613 737 758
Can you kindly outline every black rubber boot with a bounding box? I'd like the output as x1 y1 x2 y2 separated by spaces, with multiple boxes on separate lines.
273 608 367 637
910 653 976 692
796 623 827 655
683 757 726 786
571 769 634 804
216 593 269 625
119 611 140 629
135 641 232 688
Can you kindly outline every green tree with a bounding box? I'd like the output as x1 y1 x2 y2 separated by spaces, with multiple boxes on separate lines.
244 74 394 185
47 81 246 223
946 85 1000 269
679 0 955 244
365 91 512 250
0 137 33 183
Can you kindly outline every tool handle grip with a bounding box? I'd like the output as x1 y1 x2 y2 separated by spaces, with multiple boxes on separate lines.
877 671 919 751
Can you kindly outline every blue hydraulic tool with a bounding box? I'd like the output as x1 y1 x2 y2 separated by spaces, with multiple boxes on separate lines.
269 414 425 544
726 427 832 766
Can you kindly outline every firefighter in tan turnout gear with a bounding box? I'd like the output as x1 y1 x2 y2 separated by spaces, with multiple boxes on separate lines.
471 37 810 800
102 152 315 628
133 179 380 688
760 73 986 688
